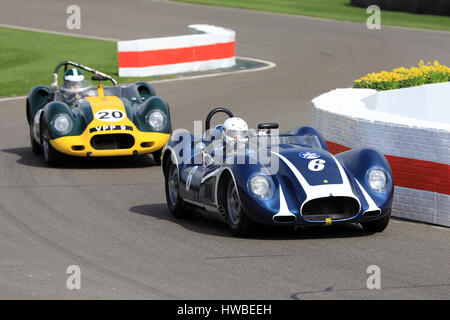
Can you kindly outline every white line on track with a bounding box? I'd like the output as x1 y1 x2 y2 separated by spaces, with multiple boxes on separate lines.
0 96 27 102
0 56 275 103
150 56 276 84
0 23 119 41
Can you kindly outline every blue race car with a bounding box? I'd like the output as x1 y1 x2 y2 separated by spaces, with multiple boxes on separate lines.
162 107 393 236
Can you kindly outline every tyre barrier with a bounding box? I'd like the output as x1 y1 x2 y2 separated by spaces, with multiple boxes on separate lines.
118 24 236 77
312 83 450 227
350 0 450 16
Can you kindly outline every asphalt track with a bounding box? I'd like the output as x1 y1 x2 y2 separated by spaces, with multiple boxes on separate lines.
0 0 449 299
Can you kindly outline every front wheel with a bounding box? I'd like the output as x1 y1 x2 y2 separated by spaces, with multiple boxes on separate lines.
165 160 190 219
152 149 162 166
224 178 259 236
30 125 42 154
361 211 390 233
42 123 64 167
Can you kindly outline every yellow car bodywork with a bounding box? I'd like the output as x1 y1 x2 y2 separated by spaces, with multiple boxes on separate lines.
49 88 170 157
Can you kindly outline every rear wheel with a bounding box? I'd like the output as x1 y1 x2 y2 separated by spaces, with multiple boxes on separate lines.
165 160 190 218
42 122 63 167
361 212 390 233
224 178 259 236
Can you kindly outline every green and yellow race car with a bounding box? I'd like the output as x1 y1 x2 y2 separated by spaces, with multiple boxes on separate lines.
26 61 171 166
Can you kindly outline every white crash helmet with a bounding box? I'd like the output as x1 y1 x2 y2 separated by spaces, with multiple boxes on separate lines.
63 68 85 92
222 117 249 145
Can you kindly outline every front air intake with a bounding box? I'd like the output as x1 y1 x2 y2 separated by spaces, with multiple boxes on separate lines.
363 210 381 217
273 215 297 223
301 197 360 221
90 134 135 150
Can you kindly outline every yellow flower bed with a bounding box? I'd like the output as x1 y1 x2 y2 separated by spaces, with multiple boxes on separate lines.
353 60 450 91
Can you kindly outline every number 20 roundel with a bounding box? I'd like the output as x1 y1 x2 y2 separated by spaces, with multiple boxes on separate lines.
94 109 126 122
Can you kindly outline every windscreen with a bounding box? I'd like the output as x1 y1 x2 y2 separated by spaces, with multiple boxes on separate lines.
248 134 322 149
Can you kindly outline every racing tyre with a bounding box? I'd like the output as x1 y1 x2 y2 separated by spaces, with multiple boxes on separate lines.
42 123 63 167
30 125 42 154
224 178 259 236
361 211 390 233
152 149 162 166
165 160 189 218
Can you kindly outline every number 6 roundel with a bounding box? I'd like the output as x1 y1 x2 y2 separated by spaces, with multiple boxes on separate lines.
308 159 326 171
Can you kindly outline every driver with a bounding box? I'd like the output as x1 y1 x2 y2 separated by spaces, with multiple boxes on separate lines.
64 68 85 91
62 68 86 105
222 117 249 146
203 117 249 165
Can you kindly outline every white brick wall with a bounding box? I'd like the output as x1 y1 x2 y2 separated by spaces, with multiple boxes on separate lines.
312 89 450 227
312 107 450 165
392 187 450 226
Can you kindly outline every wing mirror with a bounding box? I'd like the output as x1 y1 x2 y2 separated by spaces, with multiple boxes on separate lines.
258 123 279 130
195 142 215 167
258 123 279 135
91 75 109 81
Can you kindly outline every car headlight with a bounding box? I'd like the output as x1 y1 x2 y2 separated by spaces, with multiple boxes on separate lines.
50 113 73 135
146 110 166 131
368 169 387 191
249 175 272 199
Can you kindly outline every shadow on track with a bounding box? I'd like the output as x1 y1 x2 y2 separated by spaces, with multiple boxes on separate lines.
130 203 373 240
130 203 233 238
2 147 159 169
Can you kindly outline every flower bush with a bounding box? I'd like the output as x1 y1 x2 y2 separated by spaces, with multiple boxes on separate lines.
353 60 450 91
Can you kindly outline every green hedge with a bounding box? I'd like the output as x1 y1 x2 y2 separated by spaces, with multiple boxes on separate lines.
350 0 450 16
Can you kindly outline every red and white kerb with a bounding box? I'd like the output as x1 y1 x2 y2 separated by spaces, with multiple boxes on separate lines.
117 25 236 77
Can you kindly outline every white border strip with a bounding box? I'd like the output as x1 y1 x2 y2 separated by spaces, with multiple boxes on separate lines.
0 96 27 102
0 56 276 103
118 24 235 51
0 23 119 41
150 56 276 84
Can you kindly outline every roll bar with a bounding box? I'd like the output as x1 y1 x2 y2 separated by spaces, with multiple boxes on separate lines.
205 107 234 131
51 60 117 87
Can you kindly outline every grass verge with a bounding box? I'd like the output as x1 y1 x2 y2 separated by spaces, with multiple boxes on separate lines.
0 26 170 98
173 0 450 32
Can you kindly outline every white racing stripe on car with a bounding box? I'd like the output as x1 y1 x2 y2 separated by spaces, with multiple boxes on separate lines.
273 185 297 220
355 180 381 213
271 151 361 214
201 168 221 184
